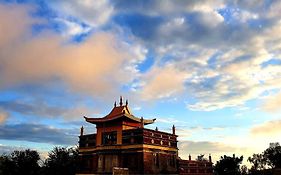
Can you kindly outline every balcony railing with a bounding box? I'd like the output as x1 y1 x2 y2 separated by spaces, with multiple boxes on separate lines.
79 128 177 148
79 134 96 148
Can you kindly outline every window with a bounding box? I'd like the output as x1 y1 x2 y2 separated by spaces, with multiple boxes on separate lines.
102 131 117 145
154 153 160 167
170 155 176 167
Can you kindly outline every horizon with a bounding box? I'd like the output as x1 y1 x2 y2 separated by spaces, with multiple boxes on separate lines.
0 0 281 167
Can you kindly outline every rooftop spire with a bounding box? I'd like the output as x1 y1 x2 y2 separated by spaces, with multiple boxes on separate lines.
114 101 116 107
119 96 123 106
126 99 128 106
80 126 84 136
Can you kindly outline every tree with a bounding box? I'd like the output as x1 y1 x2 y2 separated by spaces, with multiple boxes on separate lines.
248 153 266 171
240 165 248 175
0 149 40 175
196 154 208 161
0 155 16 175
248 142 281 173
263 142 281 169
42 147 79 175
214 154 243 175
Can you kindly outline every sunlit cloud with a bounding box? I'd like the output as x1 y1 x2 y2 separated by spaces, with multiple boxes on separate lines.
263 92 281 112
0 4 141 99
0 110 8 124
251 119 281 136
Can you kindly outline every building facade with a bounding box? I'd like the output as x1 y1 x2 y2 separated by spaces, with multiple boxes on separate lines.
77 97 178 174
178 155 213 175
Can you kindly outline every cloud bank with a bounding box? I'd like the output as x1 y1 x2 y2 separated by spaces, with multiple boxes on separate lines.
0 123 77 145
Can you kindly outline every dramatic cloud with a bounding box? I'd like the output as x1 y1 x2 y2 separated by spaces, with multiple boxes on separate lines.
112 0 281 110
0 4 143 99
2 1 281 111
0 123 77 145
251 119 281 136
1 1 281 159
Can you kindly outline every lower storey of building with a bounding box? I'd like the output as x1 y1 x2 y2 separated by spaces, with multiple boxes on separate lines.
77 148 178 174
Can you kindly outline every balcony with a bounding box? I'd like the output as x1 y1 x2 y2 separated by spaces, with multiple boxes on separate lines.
79 134 96 148
78 128 177 149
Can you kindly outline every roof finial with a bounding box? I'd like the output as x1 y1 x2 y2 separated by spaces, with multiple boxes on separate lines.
126 99 128 106
172 125 175 135
80 126 84 136
119 96 123 106
209 154 212 163
114 101 116 107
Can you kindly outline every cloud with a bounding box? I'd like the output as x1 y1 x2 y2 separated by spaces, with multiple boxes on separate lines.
178 140 246 163
111 0 281 110
139 64 188 100
0 110 8 124
0 3 141 99
54 18 92 37
48 0 113 27
0 100 65 118
251 119 281 137
263 92 281 112
179 140 236 154
178 140 254 166
113 0 225 16
35 0 281 112
1 1 281 113
0 4 37 49
0 123 77 145
0 145 26 155
0 99 95 120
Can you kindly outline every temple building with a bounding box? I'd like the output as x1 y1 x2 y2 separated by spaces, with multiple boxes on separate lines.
178 155 213 175
77 97 178 174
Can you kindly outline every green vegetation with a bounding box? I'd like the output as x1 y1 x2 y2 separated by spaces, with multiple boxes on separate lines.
247 142 281 175
214 154 243 175
213 142 281 175
0 147 79 175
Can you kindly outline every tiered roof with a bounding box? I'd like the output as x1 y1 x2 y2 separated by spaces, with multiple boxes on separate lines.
84 96 156 125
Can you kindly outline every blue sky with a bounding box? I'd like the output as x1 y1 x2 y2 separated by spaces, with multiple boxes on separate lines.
0 0 281 164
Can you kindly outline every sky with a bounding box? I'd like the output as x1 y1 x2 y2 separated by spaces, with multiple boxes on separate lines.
0 0 281 165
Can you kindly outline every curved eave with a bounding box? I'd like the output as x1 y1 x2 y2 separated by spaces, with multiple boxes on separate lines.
84 115 156 125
